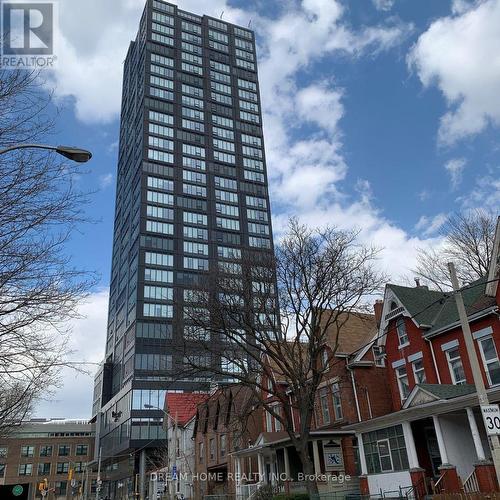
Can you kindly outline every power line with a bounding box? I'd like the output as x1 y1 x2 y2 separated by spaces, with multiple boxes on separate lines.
331 276 500 369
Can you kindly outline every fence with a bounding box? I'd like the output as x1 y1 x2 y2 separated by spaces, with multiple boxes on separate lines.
433 495 500 500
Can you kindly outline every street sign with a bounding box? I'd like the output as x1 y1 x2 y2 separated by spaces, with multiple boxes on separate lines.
172 465 177 480
481 404 500 435
0 484 30 499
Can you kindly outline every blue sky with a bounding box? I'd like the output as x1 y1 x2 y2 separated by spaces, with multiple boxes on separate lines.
34 0 500 417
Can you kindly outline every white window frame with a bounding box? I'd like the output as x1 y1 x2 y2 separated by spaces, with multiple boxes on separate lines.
331 382 343 421
477 336 500 387
396 366 409 401
445 347 466 385
265 409 273 432
377 439 394 472
322 349 329 370
373 346 385 367
396 318 409 347
319 388 330 425
412 359 426 384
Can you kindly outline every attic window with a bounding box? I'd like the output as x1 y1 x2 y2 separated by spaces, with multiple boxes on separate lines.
390 301 398 310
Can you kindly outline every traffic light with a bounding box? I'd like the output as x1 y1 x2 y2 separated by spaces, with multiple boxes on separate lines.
68 468 74 481
38 483 45 492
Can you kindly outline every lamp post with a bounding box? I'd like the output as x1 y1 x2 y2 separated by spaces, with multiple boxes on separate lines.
0 144 92 162
144 404 178 500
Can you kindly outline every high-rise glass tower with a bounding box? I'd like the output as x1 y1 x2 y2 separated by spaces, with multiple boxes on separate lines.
91 0 274 495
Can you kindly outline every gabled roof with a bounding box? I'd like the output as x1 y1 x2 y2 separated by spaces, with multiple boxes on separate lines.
165 392 209 427
403 383 476 409
322 311 376 355
263 311 377 382
385 277 495 337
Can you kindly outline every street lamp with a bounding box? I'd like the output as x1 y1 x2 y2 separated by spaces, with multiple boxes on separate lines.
0 144 92 162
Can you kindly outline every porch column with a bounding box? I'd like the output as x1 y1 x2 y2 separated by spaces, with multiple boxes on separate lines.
402 421 420 468
235 456 242 497
258 453 266 483
356 433 368 475
283 447 291 480
432 415 449 464
466 407 486 461
312 440 322 475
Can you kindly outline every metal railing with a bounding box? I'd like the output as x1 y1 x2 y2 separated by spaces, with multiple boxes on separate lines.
462 470 479 493
432 469 448 494
310 490 363 499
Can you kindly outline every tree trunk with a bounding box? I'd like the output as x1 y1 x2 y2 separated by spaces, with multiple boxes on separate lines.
298 444 319 496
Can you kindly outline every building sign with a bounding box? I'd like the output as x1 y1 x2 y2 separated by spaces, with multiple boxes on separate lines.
323 442 344 471
481 405 500 435
0 483 30 499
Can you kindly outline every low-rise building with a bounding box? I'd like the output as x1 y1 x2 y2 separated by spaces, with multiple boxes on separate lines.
233 310 392 496
147 392 208 500
346 217 500 497
193 385 263 499
0 418 97 499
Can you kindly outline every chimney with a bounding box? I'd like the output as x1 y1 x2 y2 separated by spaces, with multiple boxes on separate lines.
414 277 429 290
373 300 383 328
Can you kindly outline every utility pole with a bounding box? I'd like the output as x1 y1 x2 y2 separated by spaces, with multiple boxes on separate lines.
448 262 500 485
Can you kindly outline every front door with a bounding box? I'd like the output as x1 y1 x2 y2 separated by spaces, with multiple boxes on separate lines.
424 425 442 477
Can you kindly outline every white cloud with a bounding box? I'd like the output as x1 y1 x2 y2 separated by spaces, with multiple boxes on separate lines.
296 83 344 134
99 173 114 189
408 0 500 144
458 165 500 210
47 0 249 123
419 190 430 202
372 0 395 11
415 213 448 236
34 290 109 419
444 157 466 189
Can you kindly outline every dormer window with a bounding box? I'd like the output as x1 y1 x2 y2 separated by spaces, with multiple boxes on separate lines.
396 318 409 346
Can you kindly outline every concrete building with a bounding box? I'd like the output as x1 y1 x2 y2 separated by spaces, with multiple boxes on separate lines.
90 0 275 497
0 419 96 499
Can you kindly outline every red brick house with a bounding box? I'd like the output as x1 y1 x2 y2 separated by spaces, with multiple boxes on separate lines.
232 310 392 496
193 385 263 499
346 216 500 497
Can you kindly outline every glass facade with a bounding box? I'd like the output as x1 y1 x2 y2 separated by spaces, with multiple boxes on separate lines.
92 0 275 491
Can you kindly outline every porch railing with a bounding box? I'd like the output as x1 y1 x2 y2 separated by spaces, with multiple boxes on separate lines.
240 482 263 500
403 475 428 500
462 470 479 493
432 469 448 494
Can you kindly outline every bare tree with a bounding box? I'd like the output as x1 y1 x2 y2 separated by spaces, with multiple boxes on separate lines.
176 219 385 495
0 69 95 434
413 210 497 290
